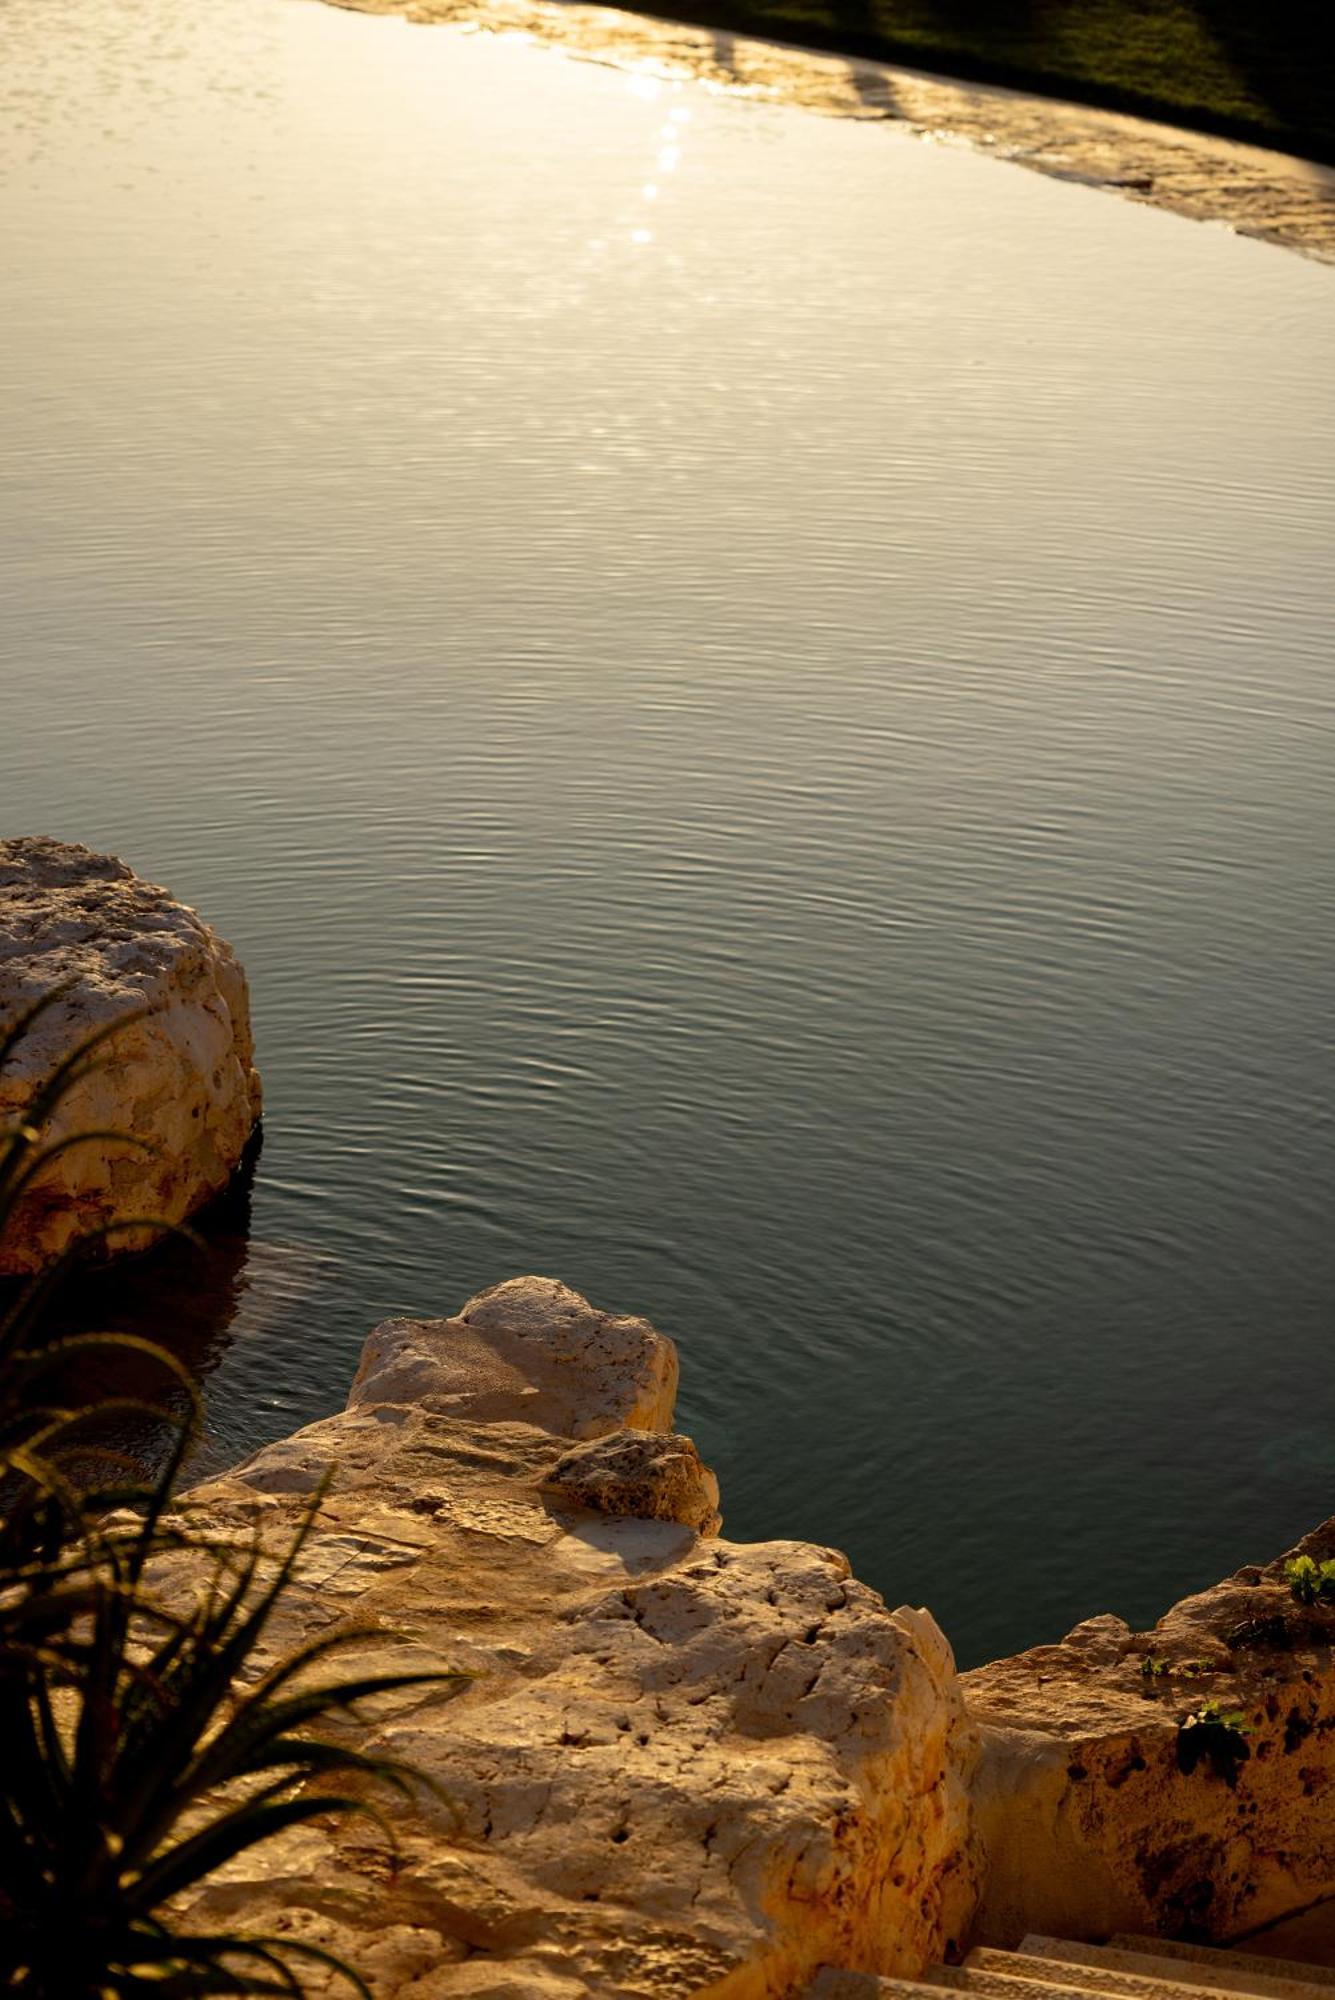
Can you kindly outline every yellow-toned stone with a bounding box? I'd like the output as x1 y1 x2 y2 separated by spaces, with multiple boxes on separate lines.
175 1280 982 1996
0 836 260 1273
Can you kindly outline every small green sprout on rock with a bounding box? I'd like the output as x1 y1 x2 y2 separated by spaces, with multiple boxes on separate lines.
1177 1698 1252 1788
1139 1654 1210 1684
1284 1555 1335 1607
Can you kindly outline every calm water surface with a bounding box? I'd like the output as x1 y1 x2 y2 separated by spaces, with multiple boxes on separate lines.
3 0 1334 1665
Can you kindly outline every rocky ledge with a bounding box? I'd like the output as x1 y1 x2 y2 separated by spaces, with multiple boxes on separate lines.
172 1275 1335 1992
0 837 261 1274
8 853 1333 1985
966 1534 1335 1953
114 1269 1335 1990
173 1276 983 1998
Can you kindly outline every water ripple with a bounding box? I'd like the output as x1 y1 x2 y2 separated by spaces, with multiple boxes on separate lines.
3 0 1335 1664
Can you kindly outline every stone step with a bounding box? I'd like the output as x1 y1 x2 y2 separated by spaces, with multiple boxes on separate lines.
961 1947 1274 2000
959 1944 1271 2000
807 1971 1145 2000
1016 1938 1335 2000
804 1975 972 1999
926 1966 1130 2000
1107 1939 1335 1995
803 1936 1335 2000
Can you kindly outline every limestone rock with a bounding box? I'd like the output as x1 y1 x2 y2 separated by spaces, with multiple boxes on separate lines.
171 1266 1335 1980
1060 1614 1134 1666
963 1524 1335 1949
542 1428 722 1536
174 1279 982 1996
349 1277 679 1438
0 837 261 1274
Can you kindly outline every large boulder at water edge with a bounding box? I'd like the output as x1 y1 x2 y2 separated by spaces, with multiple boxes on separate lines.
172 1278 984 1996
0 836 261 1275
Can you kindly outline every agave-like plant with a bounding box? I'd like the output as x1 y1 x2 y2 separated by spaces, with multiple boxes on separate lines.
0 988 463 1997
0 1478 461 1998
0 988 171 1548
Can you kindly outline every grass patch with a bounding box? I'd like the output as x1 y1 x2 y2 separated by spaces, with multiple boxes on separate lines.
634 0 1335 163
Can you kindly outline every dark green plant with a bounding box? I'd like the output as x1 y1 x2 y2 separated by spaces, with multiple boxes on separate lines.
1284 1554 1335 1607
0 989 464 1997
1176 1698 1252 1788
1139 1654 1214 1684
0 1478 462 1998
0 988 183 1648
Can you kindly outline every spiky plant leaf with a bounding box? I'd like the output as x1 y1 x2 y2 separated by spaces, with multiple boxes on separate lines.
0 993 466 1996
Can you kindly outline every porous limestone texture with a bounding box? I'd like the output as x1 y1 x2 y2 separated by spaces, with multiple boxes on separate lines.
542 1428 722 1537
0 837 261 1274
349 1277 679 1439
175 1278 983 1997
963 1531 1335 1950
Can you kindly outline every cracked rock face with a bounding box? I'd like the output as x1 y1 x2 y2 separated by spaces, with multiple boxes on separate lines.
542 1429 722 1537
176 1280 982 1996
0 837 261 1274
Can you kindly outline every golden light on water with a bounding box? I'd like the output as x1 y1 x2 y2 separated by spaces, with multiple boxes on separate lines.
616 70 693 246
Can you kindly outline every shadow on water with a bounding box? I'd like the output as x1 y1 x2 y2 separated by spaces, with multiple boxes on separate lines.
1203 1 1335 160
887 0 1335 160
707 27 742 86
10 1136 267 1487
844 58 899 117
689 0 1333 158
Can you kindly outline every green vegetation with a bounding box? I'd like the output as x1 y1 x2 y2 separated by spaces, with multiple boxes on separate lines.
650 0 1335 163
1139 1654 1213 1681
1284 1554 1335 1607
0 992 461 1997
1176 1698 1252 1787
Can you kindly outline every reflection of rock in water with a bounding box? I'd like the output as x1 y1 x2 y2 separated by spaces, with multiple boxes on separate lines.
18 1132 336 1488
22 1132 262 1487
68 1130 259 1355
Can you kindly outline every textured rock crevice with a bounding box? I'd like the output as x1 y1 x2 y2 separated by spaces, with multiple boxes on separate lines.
0 837 261 1274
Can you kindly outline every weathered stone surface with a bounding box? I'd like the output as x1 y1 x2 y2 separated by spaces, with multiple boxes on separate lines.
542 1429 722 1536
963 1524 1335 1950
176 1280 982 1996
155 1264 1335 1986
349 1278 679 1439
0 837 261 1274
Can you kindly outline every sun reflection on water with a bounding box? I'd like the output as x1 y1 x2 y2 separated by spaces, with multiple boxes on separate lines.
613 69 696 249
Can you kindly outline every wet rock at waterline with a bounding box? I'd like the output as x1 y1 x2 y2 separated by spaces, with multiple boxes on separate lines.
0 836 261 1274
